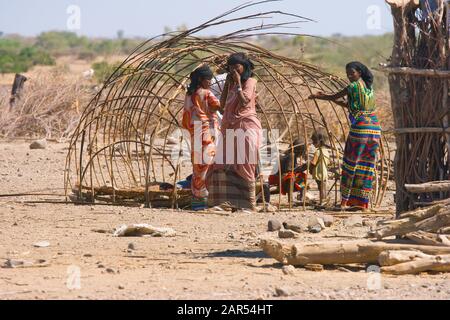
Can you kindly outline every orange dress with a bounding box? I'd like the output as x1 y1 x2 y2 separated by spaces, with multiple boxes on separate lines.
182 88 220 200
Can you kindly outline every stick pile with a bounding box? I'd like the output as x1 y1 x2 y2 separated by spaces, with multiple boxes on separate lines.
385 0 449 215
261 199 450 275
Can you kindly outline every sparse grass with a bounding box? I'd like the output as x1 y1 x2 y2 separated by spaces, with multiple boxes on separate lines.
0 68 93 140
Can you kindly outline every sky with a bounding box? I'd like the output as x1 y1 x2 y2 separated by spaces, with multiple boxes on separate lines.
0 0 394 38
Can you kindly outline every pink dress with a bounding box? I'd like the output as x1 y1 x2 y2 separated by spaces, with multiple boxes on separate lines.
217 77 262 182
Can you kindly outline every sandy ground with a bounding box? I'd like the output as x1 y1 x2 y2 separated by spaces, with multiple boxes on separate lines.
0 140 449 300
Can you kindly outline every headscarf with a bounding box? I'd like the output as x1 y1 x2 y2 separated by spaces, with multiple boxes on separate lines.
346 61 374 89
227 52 255 83
187 65 213 95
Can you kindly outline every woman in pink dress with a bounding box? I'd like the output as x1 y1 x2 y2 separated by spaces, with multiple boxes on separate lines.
207 53 262 211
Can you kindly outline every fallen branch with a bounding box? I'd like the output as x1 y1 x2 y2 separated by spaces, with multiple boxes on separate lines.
381 254 450 275
372 210 450 240
260 238 450 266
405 231 450 247
405 181 450 193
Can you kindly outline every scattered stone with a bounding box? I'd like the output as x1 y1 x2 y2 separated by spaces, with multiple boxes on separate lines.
304 264 324 272
307 216 325 233
105 268 115 274
113 224 176 237
282 265 295 276
321 215 335 227
309 225 323 234
268 219 282 232
83 253 93 258
344 215 363 227
282 222 302 233
33 241 50 248
97 264 105 269
118 285 125 290
275 287 290 297
264 204 278 213
278 229 298 239
362 219 376 228
128 242 136 250
3 259 48 268
29 139 47 150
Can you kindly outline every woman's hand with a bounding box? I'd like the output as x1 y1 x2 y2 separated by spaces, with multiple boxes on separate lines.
309 91 325 100
231 69 241 87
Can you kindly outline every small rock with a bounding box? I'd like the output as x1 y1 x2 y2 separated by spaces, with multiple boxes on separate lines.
275 287 290 297
97 264 105 269
283 222 302 233
308 216 325 233
309 225 323 233
118 285 125 290
321 215 335 227
304 264 324 272
106 268 115 274
83 253 93 257
282 265 295 275
362 219 376 227
344 215 363 227
268 219 282 232
33 241 50 248
278 230 298 239
29 139 47 150
128 242 136 250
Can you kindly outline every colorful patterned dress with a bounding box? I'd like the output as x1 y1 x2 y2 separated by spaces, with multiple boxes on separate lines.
182 88 220 210
341 80 381 209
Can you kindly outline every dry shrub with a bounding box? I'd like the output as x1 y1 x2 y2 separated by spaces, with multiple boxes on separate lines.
0 69 94 140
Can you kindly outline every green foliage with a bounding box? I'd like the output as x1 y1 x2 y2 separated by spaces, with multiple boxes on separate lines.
0 39 54 74
92 61 121 83
271 33 394 89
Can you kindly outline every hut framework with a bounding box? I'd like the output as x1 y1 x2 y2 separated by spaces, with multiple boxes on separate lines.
384 0 450 216
64 2 391 209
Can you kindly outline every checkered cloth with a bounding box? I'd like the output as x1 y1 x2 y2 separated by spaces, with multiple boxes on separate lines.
207 166 256 210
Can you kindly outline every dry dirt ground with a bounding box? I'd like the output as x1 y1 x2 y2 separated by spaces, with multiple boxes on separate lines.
0 140 449 300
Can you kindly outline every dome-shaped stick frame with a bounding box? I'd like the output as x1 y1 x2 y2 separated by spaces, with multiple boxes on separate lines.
64 2 391 210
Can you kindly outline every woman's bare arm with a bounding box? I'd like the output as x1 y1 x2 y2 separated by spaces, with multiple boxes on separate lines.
309 87 347 102
219 76 231 113
232 70 250 107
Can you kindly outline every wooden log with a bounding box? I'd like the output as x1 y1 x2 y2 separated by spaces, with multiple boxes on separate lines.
381 255 450 275
377 67 450 78
260 239 450 266
372 211 450 240
405 231 450 247
376 203 442 227
438 226 450 234
398 202 446 219
378 250 430 266
405 181 450 193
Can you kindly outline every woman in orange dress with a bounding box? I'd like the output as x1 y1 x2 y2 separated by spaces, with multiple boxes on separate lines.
182 65 221 210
